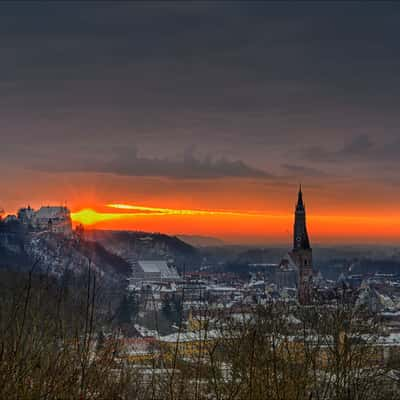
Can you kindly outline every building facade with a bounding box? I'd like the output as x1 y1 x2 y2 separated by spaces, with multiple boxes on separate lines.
17 205 72 235
291 186 313 305
127 259 180 285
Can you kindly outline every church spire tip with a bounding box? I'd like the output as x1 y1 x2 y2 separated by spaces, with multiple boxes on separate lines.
297 184 304 207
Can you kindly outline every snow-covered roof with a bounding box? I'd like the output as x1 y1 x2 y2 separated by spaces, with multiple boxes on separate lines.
138 260 180 279
382 311 400 317
280 252 297 270
248 280 265 288
207 285 239 292
159 329 223 343
376 333 400 346
284 314 302 325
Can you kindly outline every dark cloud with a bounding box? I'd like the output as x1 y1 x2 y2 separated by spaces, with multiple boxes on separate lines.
1 3 400 185
281 164 329 178
303 135 375 163
303 134 400 167
30 148 272 180
341 135 374 156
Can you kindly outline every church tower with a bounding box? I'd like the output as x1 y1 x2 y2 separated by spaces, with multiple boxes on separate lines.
292 185 313 304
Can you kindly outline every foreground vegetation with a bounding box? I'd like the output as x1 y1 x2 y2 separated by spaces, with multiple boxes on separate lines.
1 265 400 400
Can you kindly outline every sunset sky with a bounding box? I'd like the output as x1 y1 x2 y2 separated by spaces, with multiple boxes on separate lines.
1 2 400 244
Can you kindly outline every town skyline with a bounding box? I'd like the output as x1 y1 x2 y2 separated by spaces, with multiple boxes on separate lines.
2 4 400 398
3 185 399 246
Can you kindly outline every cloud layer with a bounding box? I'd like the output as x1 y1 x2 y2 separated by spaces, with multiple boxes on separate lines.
303 134 400 165
30 148 272 180
1 3 400 221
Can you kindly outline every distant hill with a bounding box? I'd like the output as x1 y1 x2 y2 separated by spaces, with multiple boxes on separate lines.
177 234 225 247
84 230 201 272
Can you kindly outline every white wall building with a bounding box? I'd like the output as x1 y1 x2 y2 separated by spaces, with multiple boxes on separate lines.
17 206 72 235
128 259 180 284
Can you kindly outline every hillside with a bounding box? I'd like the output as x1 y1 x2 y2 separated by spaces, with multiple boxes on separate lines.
85 229 201 272
0 223 131 284
177 234 225 247
0 222 201 279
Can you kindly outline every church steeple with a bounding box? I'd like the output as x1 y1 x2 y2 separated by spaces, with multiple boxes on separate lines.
293 185 310 250
296 184 304 211
291 185 313 305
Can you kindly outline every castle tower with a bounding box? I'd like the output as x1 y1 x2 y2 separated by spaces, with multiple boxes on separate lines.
292 185 313 304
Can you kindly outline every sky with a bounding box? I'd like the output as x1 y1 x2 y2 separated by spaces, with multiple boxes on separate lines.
1 2 400 244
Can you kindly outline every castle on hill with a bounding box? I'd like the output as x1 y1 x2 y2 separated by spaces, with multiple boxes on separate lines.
17 205 72 235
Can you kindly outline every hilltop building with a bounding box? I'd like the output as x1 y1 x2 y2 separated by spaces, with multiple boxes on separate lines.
17 205 72 235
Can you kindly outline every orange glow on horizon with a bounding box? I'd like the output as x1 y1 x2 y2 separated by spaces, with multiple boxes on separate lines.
70 203 400 245
106 203 285 218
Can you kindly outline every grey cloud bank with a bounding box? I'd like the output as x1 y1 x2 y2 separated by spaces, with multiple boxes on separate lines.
1 2 400 185
29 149 273 180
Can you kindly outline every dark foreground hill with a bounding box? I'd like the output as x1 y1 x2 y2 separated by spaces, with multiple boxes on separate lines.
0 221 201 283
0 225 131 285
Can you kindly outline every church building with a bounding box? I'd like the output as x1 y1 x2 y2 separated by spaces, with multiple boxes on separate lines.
291 186 313 304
